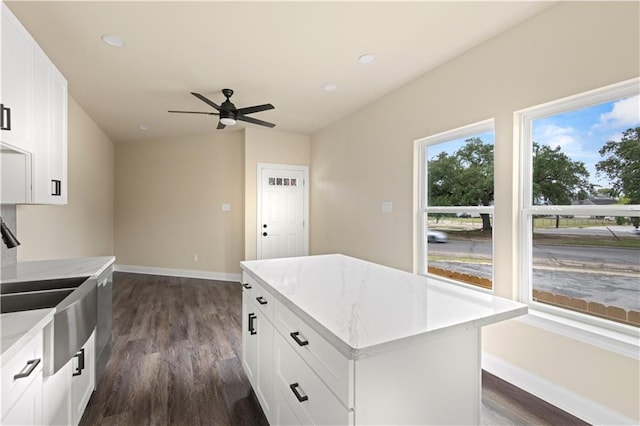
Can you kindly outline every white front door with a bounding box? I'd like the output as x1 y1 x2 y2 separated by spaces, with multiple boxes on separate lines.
257 163 308 260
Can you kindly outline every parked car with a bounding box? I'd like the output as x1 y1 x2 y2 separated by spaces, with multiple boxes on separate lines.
427 230 448 243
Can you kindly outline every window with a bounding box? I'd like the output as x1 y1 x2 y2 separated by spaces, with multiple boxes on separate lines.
417 119 495 289
519 79 639 331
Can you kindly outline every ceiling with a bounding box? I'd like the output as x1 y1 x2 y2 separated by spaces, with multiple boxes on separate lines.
6 1 555 144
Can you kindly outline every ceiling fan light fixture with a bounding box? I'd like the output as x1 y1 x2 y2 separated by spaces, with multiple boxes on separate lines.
219 109 236 126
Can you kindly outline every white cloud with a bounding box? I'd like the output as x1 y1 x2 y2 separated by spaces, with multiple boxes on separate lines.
535 124 576 150
594 95 640 130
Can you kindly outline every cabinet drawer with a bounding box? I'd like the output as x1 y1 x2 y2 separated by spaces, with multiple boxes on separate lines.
274 332 353 426
242 273 274 322
1 330 43 416
274 299 353 408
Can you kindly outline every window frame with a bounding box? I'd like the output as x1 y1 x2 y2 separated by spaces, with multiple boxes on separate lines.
417 118 495 291
517 78 640 358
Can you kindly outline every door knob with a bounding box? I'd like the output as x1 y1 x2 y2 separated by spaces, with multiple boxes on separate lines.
263 232 268 237
263 224 267 228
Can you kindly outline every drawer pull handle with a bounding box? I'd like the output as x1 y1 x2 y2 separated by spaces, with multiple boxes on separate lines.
248 313 257 335
242 283 252 289
14 358 41 380
51 179 62 196
289 383 308 402
290 331 309 346
0 104 11 131
72 348 85 376
256 296 267 305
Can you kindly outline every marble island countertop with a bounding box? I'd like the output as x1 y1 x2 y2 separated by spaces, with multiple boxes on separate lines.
241 254 528 359
1 256 115 365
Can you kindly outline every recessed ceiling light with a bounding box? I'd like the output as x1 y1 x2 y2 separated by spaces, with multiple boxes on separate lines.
101 35 126 47
138 125 149 131
324 83 337 92
358 53 376 64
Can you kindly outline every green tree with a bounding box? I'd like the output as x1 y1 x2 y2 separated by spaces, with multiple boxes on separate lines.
428 138 595 231
596 127 640 228
428 138 494 230
532 142 593 228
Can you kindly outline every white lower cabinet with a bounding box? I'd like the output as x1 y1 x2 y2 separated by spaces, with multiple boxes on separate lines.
1 330 44 425
43 329 95 426
242 286 274 423
71 330 95 424
274 331 352 425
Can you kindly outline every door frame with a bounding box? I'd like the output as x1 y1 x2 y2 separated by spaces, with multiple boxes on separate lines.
256 162 309 260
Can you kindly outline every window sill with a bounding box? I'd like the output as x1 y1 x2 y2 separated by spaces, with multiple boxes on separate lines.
517 303 640 360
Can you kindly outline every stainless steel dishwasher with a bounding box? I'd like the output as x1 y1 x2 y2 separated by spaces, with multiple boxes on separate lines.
95 265 113 385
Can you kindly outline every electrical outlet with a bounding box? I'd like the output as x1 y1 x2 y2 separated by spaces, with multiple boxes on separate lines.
382 201 393 213
193 254 198 262
222 203 231 211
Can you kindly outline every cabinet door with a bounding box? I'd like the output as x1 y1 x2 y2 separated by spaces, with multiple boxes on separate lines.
49 67 68 204
1 374 43 426
31 43 68 205
71 330 95 424
32 43 53 203
42 358 72 426
1 2 33 152
242 292 258 387
255 310 273 421
242 291 274 422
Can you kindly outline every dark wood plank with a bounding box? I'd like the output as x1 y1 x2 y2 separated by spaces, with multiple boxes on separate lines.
81 272 588 426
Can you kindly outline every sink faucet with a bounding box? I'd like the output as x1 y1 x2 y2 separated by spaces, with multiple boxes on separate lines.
0 217 20 249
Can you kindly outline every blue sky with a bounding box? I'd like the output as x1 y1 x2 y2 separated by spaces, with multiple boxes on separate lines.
427 95 639 189
532 95 639 188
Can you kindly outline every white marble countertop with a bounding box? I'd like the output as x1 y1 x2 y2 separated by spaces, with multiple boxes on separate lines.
1 309 54 366
1 256 115 284
1 256 115 365
241 254 528 359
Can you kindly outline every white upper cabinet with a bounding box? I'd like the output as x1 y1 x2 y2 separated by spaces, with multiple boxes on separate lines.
1 2 68 205
1 1 34 153
32 44 68 204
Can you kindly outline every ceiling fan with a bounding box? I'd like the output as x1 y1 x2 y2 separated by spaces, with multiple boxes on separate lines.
168 89 276 129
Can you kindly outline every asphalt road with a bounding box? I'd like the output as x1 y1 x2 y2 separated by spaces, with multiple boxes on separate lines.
429 239 639 270
427 236 639 312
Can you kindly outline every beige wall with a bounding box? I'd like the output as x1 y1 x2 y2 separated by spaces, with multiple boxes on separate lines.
114 132 244 274
310 1 639 422
17 96 114 260
243 127 311 261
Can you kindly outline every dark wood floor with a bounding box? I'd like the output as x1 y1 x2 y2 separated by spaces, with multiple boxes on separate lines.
80 272 588 426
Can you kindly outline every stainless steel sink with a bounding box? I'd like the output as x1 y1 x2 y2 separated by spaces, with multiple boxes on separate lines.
0 276 97 376
1 276 89 296
1 288 76 313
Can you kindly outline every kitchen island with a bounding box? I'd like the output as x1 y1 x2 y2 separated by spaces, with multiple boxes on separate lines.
240 254 527 425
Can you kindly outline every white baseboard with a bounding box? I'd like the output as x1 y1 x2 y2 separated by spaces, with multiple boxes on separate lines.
482 352 637 426
114 264 241 283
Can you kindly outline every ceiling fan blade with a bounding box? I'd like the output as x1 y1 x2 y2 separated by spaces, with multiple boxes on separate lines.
236 114 276 128
168 110 218 115
217 121 226 130
236 103 275 115
191 92 221 111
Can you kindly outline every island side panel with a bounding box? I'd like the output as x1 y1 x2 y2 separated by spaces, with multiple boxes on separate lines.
353 328 481 425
